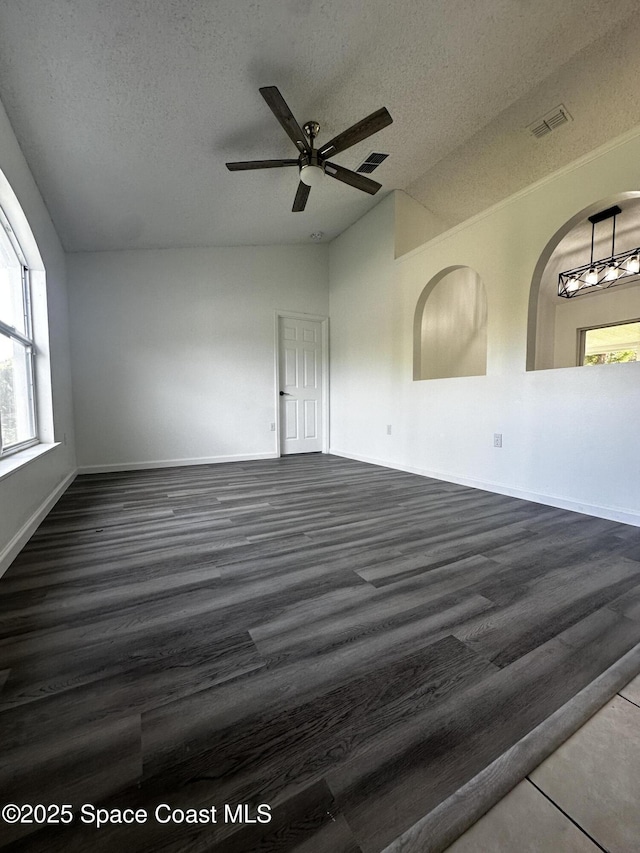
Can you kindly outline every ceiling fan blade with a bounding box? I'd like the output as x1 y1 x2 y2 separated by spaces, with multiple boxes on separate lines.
292 181 310 212
324 162 382 195
259 86 310 154
226 159 299 171
318 107 392 158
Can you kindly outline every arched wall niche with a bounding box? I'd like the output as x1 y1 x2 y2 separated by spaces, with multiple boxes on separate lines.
413 265 488 380
527 191 640 371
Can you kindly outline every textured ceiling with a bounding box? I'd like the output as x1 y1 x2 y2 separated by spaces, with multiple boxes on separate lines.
0 0 638 252
407 16 640 227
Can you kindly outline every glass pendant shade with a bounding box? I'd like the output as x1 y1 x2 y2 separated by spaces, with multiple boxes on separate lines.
604 264 618 281
299 164 324 187
627 254 640 274
585 268 598 285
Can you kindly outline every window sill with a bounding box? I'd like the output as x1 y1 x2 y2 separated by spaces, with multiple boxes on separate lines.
0 442 61 483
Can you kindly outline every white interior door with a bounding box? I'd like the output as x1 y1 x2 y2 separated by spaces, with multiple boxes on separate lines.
278 316 324 454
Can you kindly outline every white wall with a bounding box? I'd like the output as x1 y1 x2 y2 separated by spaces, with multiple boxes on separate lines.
329 132 640 524
395 191 448 258
67 246 328 470
329 195 401 463
0 98 76 572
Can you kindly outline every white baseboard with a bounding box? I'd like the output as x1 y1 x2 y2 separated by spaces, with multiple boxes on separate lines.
329 448 640 527
0 469 77 579
78 451 280 475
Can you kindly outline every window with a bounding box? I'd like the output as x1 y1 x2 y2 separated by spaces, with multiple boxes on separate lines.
580 320 640 366
0 212 37 456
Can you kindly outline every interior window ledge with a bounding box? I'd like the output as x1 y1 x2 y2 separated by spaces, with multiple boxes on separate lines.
0 442 60 482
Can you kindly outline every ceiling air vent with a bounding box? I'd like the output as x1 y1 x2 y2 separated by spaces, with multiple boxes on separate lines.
356 152 389 173
527 105 572 139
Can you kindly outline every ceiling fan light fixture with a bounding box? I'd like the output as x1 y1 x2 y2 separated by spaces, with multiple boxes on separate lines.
299 164 325 187
226 87 392 212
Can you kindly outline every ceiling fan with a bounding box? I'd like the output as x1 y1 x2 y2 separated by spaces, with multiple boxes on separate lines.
226 86 393 211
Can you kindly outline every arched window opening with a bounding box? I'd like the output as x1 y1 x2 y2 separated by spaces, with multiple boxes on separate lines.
528 193 640 371
413 266 487 380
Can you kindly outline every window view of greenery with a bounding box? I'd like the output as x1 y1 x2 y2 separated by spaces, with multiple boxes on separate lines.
0 339 22 446
0 373 17 443
0 230 35 452
582 321 640 366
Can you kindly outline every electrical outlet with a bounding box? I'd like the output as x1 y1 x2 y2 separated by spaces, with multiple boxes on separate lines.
270 423 276 431
386 424 392 435
494 433 502 448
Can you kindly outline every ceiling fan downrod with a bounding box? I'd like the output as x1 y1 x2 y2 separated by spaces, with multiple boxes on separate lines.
300 121 324 187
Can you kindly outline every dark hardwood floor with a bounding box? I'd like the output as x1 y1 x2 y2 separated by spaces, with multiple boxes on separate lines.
1 454 640 852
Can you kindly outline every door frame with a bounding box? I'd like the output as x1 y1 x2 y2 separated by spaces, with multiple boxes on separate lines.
274 310 329 456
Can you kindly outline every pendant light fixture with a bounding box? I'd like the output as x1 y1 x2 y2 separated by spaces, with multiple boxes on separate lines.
558 205 640 297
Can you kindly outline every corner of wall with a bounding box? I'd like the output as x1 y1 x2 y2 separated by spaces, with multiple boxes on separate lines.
0 467 77 579
394 190 450 258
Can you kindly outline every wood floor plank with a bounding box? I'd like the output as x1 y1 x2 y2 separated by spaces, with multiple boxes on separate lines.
0 629 264 721
1 454 640 852
0 714 142 846
209 780 362 853
453 555 640 666
608 581 640 621
140 597 495 790
249 588 493 661
329 623 638 852
143 635 496 796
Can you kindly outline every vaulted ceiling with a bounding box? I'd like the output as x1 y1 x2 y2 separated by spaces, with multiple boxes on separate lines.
0 1 639 252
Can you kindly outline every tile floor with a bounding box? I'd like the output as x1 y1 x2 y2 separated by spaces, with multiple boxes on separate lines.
444 672 640 852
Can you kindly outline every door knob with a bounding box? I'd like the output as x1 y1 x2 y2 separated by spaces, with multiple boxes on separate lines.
279 391 291 396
